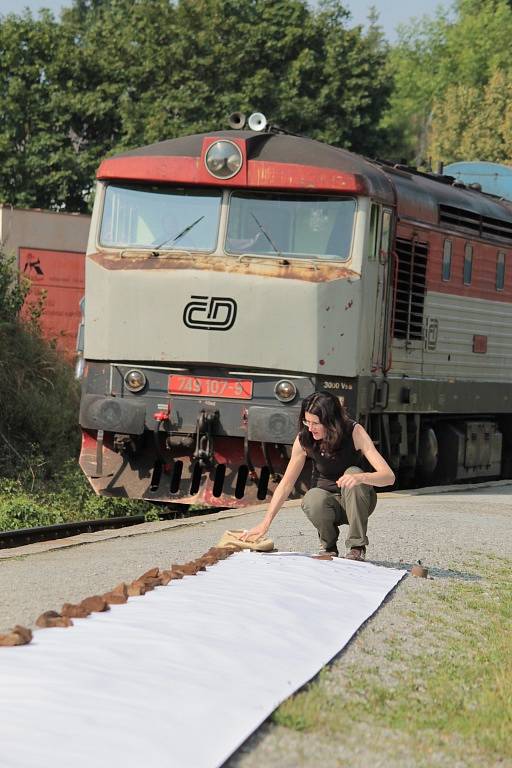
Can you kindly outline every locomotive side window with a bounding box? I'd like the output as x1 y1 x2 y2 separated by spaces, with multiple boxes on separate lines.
496 251 506 290
380 210 392 255
463 243 473 285
442 239 452 281
99 184 222 251
225 192 356 261
368 203 380 261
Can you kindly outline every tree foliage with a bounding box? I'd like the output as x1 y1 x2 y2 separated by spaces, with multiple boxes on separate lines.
382 0 512 164
430 70 512 164
0 0 391 213
0 254 29 323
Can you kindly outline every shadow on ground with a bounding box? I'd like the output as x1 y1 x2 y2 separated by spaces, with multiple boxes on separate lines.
371 560 482 581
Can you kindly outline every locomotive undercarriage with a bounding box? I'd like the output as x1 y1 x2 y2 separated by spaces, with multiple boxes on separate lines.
358 372 512 486
80 428 311 506
80 408 510 508
80 410 509 505
366 411 508 487
79 362 315 506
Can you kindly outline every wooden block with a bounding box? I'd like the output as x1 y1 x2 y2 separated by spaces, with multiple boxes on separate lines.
139 567 160 581
103 592 128 605
80 596 110 613
127 581 146 596
0 625 33 646
111 583 128 597
36 611 73 628
12 625 33 644
61 603 91 618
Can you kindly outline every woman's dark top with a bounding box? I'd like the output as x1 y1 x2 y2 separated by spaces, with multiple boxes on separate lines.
307 420 361 493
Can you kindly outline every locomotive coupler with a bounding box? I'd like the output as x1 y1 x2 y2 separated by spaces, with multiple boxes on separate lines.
113 433 137 456
193 407 219 468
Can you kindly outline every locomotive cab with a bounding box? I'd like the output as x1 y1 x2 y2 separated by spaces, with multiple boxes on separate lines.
79 126 394 505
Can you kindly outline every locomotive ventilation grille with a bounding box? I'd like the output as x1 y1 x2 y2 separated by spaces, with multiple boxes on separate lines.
439 204 512 243
150 460 271 501
393 237 428 343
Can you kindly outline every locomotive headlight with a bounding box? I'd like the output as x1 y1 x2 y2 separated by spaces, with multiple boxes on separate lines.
274 380 297 403
124 369 147 392
205 141 243 179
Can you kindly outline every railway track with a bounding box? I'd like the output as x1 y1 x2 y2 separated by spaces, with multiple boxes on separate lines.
0 515 148 550
0 506 221 550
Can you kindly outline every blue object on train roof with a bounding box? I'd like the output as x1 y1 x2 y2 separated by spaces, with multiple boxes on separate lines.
444 161 512 201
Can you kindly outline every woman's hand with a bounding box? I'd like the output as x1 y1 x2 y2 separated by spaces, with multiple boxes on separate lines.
336 472 364 490
239 521 270 542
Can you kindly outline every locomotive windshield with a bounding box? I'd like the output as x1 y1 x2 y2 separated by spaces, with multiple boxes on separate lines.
225 192 356 261
99 185 356 261
99 184 222 250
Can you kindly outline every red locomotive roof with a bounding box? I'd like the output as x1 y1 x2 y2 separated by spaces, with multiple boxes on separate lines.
97 131 395 202
97 130 512 229
384 165 512 227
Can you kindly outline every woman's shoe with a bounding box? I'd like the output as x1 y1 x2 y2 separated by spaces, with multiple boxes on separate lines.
317 546 338 557
344 546 366 561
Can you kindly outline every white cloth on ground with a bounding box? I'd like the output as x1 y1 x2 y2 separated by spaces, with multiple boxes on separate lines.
0 551 405 768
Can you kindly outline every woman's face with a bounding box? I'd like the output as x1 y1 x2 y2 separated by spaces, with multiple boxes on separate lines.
303 411 327 441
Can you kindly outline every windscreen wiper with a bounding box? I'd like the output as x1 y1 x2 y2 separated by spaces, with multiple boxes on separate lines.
250 212 282 257
152 215 205 250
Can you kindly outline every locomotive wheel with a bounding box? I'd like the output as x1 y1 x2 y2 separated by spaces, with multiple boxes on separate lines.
417 426 438 482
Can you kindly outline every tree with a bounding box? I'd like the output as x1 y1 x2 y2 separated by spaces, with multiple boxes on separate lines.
430 70 512 163
382 0 512 164
0 11 65 209
0 0 392 212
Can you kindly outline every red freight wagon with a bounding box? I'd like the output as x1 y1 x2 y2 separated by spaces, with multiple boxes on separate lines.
19 248 85 356
0 206 90 355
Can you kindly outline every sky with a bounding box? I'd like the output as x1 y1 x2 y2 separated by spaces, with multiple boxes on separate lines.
0 0 450 42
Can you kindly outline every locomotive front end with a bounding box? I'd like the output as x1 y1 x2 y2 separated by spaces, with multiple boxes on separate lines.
79 127 391 506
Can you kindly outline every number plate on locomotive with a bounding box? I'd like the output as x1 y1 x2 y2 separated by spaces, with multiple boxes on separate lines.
168 375 253 399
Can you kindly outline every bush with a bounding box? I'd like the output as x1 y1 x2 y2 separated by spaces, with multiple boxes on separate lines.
0 496 66 531
0 323 80 479
43 460 150 522
0 251 79 477
0 250 151 530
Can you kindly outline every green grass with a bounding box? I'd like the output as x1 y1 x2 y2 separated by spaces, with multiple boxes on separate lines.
272 558 512 764
0 461 153 531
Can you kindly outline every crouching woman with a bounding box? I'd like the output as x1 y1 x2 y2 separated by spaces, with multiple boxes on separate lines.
241 391 395 560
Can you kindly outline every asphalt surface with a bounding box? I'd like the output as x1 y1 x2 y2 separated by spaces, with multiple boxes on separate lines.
1 484 511 634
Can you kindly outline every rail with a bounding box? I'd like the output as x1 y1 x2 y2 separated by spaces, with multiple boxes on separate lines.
0 515 146 549
0 504 225 550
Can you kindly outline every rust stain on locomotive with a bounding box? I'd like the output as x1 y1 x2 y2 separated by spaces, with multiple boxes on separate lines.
89 251 359 283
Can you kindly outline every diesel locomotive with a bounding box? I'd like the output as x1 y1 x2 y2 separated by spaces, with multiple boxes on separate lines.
78 113 512 506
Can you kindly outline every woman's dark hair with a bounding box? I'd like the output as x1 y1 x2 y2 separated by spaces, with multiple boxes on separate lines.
298 391 351 455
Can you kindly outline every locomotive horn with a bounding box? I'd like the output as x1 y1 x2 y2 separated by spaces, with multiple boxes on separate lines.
228 112 247 129
248 112 267 132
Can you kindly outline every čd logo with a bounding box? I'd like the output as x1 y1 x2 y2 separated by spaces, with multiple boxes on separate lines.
183 295 237 331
